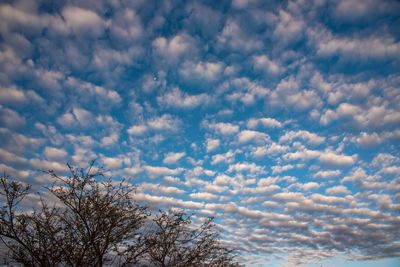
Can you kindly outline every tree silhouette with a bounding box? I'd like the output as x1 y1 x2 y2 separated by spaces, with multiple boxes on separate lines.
145 211 237 267
0 163 240 267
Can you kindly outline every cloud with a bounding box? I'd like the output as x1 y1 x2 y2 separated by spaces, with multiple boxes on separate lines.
65 77 121 105
0 86 42 105
62 6 106 36
319 152 356 166
271 164 294 174
205 138 220 152
127 124 148 136
0 148 27 165
57 107 94 128
179 61 224 82
144 165 184 179
251 143 288 158
153 34 194 62
100 132 119 147
270 77 321 111
224 77 269 106
217 19 263 52
0 107 25 128
157 87 210 109
211 150 236 165
29 158 68 173
132 193 203 209
273 9 304 44
227 162 264 174
1 0 399 264
284 148 356 167
190 192 218 201
279 130 325 146
203 121 239 136
326 185 350 195
139 183 185 195
43 147 67 160
334 0 400 22
311 28 400 60
314 170 341 179
163 152 186 164
101 155 124 170
147 114 182 131
247 117 283 129
253 55 282 75
237 130 270 144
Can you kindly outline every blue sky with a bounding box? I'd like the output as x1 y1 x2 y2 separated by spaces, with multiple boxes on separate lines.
0 0 400 266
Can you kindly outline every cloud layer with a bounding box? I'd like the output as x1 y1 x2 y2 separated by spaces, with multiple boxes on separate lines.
1 0 399 266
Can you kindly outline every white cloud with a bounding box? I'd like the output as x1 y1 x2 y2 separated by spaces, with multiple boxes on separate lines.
211 150 235 165
127 124 148 136
251 143 288 158
0 163 29 179
300 182 320 191
62 6 106 36
132 193 203 209
206 138 220 152
319 152 356 166
253 55 282 75
224 77 269 106
214 174 232 186
163 152 186 164
65 77 121 104
43 147 67 160
314 170 341 179
247 117 283 129
57 107 94 128
335 0 397 21
153 34 194 62
179 61 224 81
280 130 326 146
148 114 181 131
29 158 67 172
326 185 350 195
190 192 218 200
218 19 263 51
273 9 304 44
144 165 184 179
314 31 400 59
157 87 210 109
270 77 321 111
237 130 270 144
101 156 123 170
139 183 185 195
0 148 27 164
0 107 25 128
0 86 27 104
101 132 119 146
272 192 305 202
272 164 294 174
204 121 239 135
227 162 264 174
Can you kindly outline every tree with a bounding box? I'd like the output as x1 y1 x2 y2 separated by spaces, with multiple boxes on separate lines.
0 163 148 266
0 163 240 267
144 211 238 267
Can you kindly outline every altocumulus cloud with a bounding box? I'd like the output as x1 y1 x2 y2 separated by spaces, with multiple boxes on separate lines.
0 0 400 266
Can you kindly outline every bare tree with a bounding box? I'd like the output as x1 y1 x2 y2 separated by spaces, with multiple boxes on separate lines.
0 163 148 266
144 210 238 267
0 163 241 267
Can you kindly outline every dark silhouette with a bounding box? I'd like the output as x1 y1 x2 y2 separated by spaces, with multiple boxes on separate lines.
0 163 239 267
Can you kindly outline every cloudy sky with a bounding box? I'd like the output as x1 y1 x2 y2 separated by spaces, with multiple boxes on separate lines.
1 0 400 266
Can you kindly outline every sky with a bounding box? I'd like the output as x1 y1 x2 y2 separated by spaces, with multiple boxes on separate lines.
0 0 399 266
